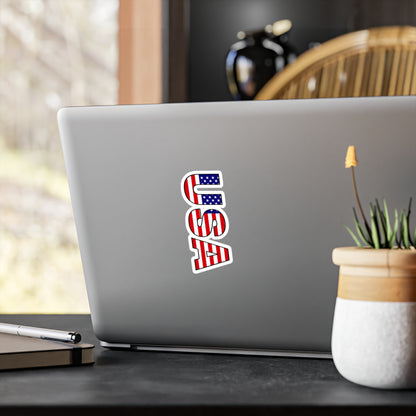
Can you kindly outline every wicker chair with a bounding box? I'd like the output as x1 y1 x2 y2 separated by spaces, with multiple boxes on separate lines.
255 26 416 100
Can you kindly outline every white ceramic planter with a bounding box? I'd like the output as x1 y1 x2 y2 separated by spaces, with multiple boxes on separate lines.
332 247 416 389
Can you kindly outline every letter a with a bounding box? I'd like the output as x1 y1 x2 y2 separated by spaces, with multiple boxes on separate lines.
189 237 233 274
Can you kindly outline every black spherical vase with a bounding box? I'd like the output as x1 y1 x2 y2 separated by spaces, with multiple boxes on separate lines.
226 20 297 100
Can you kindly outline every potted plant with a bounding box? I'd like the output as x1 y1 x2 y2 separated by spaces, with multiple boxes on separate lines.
332 146 416 389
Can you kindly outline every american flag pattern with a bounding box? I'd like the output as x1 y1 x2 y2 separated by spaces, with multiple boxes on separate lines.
187 208 227 238
181 170 233 274
183 173 224 206
189 237 232 273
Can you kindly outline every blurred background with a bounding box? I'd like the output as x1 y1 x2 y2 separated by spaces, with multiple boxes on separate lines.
0 0 118 312
1 0 416 313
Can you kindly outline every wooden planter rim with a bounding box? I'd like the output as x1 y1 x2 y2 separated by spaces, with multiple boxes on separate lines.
333 247 416 302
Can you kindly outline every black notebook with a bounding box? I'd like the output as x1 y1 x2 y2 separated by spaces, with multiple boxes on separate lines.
0 333 94 370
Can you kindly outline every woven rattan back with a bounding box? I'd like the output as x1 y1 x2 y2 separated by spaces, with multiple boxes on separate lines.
255 26 416 100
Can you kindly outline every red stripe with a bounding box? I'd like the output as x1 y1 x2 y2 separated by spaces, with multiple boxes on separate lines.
215 243 223 263
188 210 196 235
212 213 220 236
195 174 204 204
224 246 229 261
191 238 201 271
200 240 208 269
184 177 191 201
191 175 198 204
191 174 197 204
219 213 226 235
212 213 219 236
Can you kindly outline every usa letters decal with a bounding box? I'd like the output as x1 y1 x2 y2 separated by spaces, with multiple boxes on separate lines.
181 171 233 274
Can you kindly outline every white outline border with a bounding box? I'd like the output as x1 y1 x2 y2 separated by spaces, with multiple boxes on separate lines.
180 170 234 275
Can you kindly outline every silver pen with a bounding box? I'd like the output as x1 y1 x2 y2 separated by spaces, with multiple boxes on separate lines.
0 323 81 343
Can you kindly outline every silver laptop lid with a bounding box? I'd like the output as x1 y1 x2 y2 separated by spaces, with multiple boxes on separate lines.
58 97 416 353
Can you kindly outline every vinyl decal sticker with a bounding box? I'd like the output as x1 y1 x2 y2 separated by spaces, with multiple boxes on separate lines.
181 171 233 274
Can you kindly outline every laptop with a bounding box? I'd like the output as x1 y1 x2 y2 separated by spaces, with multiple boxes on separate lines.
57 96 416 358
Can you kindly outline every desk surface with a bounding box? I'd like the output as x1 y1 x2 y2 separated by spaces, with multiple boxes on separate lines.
1 314 416 416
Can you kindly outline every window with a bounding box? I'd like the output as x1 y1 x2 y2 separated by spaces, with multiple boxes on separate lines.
0 0 119 312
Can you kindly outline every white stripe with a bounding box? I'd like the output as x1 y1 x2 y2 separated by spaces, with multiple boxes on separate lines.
194 239 201 271
211 243 219 265
220 246 226 263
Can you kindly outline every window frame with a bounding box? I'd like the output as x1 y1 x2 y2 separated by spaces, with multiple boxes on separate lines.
118 0 189 104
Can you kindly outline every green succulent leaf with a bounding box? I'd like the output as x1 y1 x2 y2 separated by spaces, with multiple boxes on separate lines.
354 217 372 246
376 199 388 247
397 210 406 248
370 204 380 249
344 225 363 248
353 208 372 245
403 211 410 249
414 226 416 248
389 209 399 249
407 197 413 247
383 199 393 241
348 197 415 250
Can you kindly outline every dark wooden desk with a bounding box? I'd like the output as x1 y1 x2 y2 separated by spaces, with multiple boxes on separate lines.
1 314 416 415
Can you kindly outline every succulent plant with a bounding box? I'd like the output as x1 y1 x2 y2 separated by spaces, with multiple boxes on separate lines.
344 146 415 249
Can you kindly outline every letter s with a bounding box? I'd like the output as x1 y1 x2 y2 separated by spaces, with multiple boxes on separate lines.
186 208 228 238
